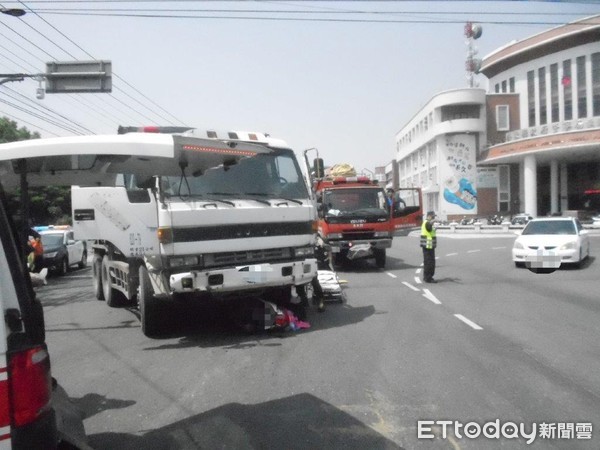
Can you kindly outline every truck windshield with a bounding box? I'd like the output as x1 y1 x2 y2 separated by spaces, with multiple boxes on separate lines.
160 151 308 200
323 188 388 217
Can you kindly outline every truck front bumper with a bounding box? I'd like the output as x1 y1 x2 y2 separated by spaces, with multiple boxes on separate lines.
329 239 392 259
169 259 318 294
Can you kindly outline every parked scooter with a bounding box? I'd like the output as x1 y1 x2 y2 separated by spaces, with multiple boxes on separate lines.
487 214 504 225
460 216 477 225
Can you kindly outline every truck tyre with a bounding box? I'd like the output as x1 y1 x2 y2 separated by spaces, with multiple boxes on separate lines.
92 254 104 300
374 248 386 269
139 265 161 337
101 255 125 307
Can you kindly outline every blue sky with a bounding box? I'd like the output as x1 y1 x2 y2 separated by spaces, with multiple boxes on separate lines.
1 1 598 172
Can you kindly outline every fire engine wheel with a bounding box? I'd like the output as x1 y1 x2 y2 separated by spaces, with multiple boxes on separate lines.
101 255 125 307
374 248 386 269
92 254 104 300
139 265 161 338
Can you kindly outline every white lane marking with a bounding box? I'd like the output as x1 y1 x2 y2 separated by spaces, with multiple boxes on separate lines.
454 314 483 330
414 277 422 284
492 246 506 250
446 252 458 257
467 249 481 253
422 289 442 305
386 272 397 278
416 268 422 274
402 282 420 292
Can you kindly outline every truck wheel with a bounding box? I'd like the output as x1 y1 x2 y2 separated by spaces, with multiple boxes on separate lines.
374 249 386 269
101 255 125 307
92 254 104 300
78 250 88 269
139 265 161 337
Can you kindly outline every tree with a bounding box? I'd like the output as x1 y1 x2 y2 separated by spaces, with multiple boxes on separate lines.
0 116 40 143
1 117 71 225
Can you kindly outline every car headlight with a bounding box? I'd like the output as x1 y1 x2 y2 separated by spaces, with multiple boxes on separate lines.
374 231 390 238
328 233 342 239
169 255 200 268
513 241 524 250
294 246 315 258
45 252 58 258
560 241 577 250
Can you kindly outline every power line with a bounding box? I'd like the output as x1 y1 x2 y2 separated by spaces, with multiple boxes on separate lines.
1 86 96 133
27 10 599 26
17 1 185 125
0 110 61 136
0 96 86 134
0 1 187 136
18 0 186 125
22 7 600 16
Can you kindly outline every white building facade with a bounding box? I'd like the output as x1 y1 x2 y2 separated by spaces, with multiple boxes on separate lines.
394 88 487 220
479 15 600 218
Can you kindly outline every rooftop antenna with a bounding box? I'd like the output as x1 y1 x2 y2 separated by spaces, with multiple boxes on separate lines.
465 22 483 88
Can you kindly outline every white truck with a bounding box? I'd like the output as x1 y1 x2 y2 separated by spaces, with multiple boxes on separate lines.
0 129 318 336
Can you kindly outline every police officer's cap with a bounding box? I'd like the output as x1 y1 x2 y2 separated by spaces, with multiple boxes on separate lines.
426 211 436 217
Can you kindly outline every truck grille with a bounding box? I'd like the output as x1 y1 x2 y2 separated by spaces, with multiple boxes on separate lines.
204 247 293 268
342 231 375 240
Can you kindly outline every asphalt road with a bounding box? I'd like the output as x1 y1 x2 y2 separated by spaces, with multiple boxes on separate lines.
38 233 600 450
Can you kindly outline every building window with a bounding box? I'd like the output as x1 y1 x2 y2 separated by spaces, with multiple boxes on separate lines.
527 70 535 127
539 67 547 125
550 63 559 123
577 55 587 118
509 77 515 93
592 52 600 116
563 59 573 121
501 80 507 93
495 84 500 93
440 104 480 121
496 105 510 131
498 165 510 212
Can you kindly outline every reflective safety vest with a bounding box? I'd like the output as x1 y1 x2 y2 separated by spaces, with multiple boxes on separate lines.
420 220 437 249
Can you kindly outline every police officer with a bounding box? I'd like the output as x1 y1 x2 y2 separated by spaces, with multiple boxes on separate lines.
420 211 437 283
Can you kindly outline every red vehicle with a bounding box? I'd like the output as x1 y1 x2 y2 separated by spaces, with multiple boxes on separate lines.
313 174 392 268
389 187 423 235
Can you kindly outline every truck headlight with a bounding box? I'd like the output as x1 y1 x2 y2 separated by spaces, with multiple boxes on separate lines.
169 255 200 267
294 246 314 258
45 252 58 258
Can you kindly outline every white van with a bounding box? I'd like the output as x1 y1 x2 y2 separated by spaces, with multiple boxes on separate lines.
0 184 89 449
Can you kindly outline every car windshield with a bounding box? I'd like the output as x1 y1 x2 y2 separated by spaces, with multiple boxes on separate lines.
522 220 576 235
40 234 64 246
323 188 388 217
159 151 307 200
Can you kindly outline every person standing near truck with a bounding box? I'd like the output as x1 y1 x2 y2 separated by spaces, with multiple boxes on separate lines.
420 211 437 283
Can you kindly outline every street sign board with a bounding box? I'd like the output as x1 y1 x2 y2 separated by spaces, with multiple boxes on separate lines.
45 60 112 94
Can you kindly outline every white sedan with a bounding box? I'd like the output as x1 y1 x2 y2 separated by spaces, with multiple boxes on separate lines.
512 217 590 269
